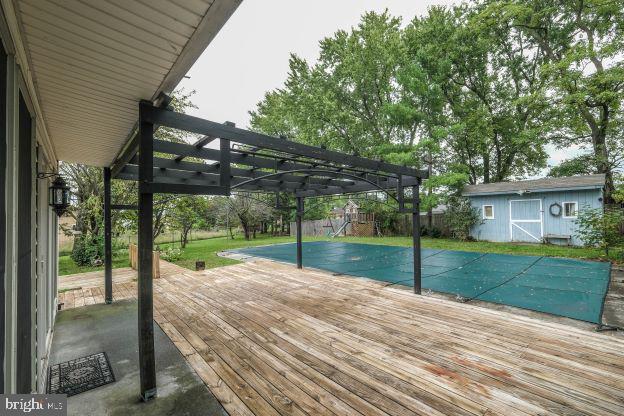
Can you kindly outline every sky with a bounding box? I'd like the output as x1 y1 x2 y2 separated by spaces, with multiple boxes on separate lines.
178 0 572 169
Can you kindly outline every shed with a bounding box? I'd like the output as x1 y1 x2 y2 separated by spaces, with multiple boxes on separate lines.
462 174 605 246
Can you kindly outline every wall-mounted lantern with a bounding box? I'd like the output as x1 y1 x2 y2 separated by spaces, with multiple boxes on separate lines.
38 172 71 216
48 176 71 216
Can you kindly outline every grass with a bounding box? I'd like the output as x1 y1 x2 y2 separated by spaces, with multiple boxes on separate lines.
59 229 227 256
59 233 620 276
58 249 129 276
159 234 296 270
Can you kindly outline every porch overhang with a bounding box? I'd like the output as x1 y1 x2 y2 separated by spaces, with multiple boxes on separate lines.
7 0 241 167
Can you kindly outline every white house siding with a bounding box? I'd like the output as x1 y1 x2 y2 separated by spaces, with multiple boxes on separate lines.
468 189 603 246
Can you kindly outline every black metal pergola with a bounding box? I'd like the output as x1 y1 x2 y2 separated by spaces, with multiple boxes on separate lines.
102 100 428 401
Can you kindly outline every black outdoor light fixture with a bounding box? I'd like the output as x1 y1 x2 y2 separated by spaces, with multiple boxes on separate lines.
38 172 71 216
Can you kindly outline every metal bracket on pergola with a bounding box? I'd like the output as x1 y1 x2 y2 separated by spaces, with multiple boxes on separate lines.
103 100 428 401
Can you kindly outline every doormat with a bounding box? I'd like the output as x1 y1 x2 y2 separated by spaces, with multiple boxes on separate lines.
48 352 115 397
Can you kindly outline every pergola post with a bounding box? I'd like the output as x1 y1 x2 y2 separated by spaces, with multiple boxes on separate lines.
103 167 112 304
137 100 157 401
296 196 304 269
412 183 421 294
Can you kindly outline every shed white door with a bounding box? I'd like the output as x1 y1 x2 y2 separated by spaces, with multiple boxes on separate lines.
509 199 543 242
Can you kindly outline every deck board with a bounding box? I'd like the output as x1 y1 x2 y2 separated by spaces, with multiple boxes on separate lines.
59 259 624 416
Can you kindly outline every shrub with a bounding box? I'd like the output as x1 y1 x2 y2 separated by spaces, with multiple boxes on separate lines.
420 226 442 238
575 207 624 257
428 227 442 238
444 196 481 241
71 234 104 266
160 247 182 262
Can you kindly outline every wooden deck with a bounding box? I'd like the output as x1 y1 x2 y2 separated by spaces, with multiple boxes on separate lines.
59 260 624 416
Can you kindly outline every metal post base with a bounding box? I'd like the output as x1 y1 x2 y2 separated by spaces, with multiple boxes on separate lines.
140 388 157 402
105 299 112 305
595 324 618 332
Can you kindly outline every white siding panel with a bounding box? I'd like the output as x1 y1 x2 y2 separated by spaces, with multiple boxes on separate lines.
104 0 197 36
14 0 237 166
30 56 160 95
20 0 180 62
36 85 137 112
138 0 205 26
45 0 187 51
20 11 175 69
33 70 149 104
85 0 191 46
25 33 168 81
29 47 162 91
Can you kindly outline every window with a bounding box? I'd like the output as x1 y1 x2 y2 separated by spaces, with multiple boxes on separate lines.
483 205 494 219
563 202 577 218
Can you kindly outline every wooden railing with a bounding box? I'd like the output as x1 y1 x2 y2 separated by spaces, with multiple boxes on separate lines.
128 244 160 279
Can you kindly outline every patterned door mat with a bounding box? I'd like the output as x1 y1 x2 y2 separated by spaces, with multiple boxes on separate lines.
48 352 115 396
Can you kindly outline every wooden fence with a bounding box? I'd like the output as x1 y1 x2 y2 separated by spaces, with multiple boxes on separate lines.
128 244 160 279
291 212 450 238
291 219 345 237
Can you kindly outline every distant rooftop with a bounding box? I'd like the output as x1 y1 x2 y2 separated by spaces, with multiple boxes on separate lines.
462 174 605 196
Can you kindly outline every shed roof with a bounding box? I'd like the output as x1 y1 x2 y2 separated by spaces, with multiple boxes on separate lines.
462 174 605 196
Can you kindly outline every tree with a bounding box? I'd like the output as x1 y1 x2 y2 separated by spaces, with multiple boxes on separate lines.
406 5 551 185
219 193 274 240
482 0 624 200
170 196 209 248
250 11 414 162
575 207 624 257
547 154 596 177
61 164 134 264
250 7 552 211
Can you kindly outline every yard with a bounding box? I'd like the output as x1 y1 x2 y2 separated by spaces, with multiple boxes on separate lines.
58 233 619 276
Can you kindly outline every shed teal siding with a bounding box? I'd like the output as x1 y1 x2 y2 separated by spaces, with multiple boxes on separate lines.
468 188 603 246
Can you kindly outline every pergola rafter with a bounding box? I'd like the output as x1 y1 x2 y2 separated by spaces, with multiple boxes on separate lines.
104 100 428 401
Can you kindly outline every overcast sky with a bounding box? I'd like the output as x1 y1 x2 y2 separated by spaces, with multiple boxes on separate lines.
178 0 571 169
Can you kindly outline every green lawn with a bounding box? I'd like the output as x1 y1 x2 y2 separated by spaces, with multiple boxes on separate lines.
59 250 129 276
59 234 618 276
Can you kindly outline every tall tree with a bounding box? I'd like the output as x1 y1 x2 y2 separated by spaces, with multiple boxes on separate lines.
250 11 415 162
404 5 550 185
482 0 624 199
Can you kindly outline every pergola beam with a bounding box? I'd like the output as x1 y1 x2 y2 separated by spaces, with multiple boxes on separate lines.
142 105 428 178
152 139 399 187
117 164 411 196
174 135 215 162
122 160 359 188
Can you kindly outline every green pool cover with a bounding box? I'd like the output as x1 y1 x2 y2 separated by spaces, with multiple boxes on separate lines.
230 241 611 323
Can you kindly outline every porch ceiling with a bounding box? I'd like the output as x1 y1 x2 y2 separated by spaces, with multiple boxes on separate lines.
15 0 241 167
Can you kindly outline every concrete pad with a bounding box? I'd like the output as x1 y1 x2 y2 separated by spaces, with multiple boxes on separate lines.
50 299 226 416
